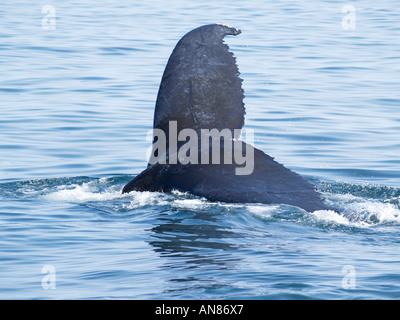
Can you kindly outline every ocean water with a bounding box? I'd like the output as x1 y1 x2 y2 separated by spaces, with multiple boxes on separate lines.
1 0 400 299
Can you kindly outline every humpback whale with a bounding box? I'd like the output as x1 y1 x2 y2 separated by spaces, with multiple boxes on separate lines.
122 24 329 212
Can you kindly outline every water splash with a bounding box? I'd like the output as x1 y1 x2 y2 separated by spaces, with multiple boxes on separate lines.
42 178 126 203
313 181 400 227
1 176 399 227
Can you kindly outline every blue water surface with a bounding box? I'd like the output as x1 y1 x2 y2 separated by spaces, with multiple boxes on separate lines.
1 0 400 299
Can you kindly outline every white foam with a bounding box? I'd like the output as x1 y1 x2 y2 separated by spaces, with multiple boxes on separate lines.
310 209 355 226
42 179 175 211
310 201 400 227
345 201 400 225
246 205 280 220
41 179 400 227
121 191 170 209
42 182 125 203
172 198 211 210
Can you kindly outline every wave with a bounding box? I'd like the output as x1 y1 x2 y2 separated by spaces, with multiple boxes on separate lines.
1 175 399 228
